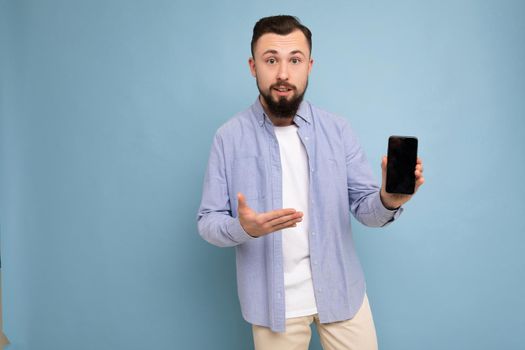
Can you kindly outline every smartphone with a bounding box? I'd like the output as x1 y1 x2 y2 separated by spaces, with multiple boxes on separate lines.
386 136 418 194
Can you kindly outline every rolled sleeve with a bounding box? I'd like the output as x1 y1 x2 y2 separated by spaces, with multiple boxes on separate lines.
371 191 404 226
197 132 257 247
227 218 256 244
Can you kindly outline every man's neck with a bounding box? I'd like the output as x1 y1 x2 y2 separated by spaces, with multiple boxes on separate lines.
259 95 295 126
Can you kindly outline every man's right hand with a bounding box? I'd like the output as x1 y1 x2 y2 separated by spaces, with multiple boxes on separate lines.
237 192 303 238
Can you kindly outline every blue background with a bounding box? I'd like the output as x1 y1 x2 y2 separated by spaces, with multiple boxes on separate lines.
1 0 524 349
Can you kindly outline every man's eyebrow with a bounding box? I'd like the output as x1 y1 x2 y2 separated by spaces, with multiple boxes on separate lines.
262 49 279 55
290 50 307 57
261 49 307 57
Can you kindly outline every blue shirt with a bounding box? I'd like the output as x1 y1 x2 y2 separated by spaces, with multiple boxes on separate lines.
197 97 402 332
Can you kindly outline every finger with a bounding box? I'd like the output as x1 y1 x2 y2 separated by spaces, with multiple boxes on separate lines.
268 216 303 231
237 192 248 209
417 157 422 164
414 176 425 192
266 211 303 227
415 164 424 178
259 208 299 222
270 220 302 232
381 155 387 187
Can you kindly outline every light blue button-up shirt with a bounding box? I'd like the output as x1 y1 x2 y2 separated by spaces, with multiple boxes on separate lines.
197 97 402 332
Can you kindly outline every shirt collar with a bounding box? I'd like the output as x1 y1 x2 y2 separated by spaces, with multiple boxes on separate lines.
252 96 311 127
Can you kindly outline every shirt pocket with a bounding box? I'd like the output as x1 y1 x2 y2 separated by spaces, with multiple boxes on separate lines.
232 156 267 201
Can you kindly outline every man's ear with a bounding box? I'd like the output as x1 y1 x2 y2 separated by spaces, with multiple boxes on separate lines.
248 57 256 77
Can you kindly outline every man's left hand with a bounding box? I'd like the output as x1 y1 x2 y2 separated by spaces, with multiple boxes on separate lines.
380 156 425 210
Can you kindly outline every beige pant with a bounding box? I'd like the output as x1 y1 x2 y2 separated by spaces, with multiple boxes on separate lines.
0 271 9 350
252 294 378 350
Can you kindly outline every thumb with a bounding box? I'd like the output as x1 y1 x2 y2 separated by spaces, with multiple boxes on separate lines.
381 156 387 189
237 192 249 210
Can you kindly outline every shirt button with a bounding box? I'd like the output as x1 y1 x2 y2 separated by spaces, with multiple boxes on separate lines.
305 136 309 141
317 288 322 293
311 231 316 236
311 168 315 172
313 260 318 265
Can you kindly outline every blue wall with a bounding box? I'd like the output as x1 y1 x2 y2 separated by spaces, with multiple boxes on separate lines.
1 0 524 349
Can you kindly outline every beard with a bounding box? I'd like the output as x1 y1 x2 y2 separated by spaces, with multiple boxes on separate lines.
257 79 308 119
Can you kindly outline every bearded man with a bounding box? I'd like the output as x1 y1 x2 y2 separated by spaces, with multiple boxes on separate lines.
197 15 424 350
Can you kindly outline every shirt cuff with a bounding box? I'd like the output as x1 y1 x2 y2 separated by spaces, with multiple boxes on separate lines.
373 191 403 226
227 218 256 244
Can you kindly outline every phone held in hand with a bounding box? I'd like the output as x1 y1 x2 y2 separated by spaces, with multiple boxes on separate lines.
386 136 418 194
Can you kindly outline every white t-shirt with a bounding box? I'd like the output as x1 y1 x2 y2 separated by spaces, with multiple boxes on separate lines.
274 124 318 319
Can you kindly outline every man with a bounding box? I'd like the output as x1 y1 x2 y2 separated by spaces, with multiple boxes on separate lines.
197 15 424 350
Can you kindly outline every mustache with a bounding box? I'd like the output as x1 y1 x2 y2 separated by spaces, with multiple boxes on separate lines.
270 81 297 90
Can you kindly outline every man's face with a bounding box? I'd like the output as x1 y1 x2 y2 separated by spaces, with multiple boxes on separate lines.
249 30 313 119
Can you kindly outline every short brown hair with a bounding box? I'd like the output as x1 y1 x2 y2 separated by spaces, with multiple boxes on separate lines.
251 15 312 57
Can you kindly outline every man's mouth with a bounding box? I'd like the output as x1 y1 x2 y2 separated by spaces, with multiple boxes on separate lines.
272 84 295 96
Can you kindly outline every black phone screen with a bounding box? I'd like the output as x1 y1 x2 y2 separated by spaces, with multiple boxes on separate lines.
386 136 418 194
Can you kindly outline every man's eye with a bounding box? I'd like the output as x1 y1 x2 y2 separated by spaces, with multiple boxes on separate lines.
291 58 301 64
267 58 276 64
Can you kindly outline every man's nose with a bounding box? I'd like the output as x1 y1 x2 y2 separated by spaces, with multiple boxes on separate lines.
277 62 289 80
